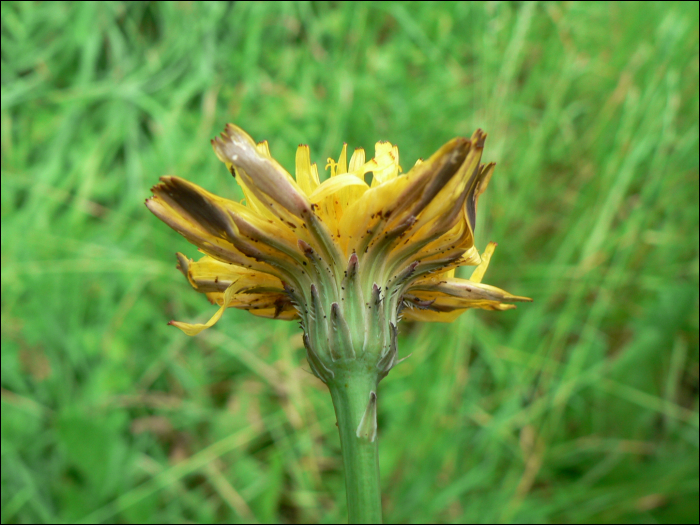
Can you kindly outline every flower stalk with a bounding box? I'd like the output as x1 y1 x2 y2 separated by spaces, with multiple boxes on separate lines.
328 366 382 524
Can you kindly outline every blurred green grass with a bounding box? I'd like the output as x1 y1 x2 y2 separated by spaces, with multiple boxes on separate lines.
1 1 698 523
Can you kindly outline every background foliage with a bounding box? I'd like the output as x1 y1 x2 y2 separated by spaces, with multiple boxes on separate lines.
2 2 698 523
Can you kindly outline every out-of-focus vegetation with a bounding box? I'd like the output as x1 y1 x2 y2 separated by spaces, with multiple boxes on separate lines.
1 2 698 523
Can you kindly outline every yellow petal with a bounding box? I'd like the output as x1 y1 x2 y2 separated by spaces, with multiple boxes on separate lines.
148 176 303 279
378 194 480 283
348 148 366 174
336 143 348 176
206 290 299 320
256 140 272 158
466 162 496 233
469 241 496 283
408 278 532 305
249 307 299 320
295 145 320 196
407 130 485 238
410 219 478 265
147 180 254 268
402 295 518 323
169 279 240 336
402 308 465 323
212 124 310 217
370 142 400 187
316 146 371 226
309 174 370 204
180 254 285 293
339 137 469 256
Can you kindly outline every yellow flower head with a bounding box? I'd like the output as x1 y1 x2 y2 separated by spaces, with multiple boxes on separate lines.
147 124 530 381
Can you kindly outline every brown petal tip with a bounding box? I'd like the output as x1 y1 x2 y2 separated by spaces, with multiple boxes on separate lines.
472 129 487 149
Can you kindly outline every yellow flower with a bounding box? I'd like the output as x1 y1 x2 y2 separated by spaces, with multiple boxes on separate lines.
147 124 530 380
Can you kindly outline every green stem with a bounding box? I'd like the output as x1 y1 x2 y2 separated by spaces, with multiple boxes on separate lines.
328 369 382 524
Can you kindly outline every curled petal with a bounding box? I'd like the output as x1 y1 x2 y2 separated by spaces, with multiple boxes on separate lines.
148 177 303 281
171 255 298 334
401 301 516 323
212 123 311 217
409 242 530 304
248 306 299 320
404 241 531 321
407 130 486 237
379 131 491 280
339 136 470 257
149 176 237 240
177 254 286 294
309 174 370 205
407 279 532 305
465 161 495 235
147 178 253 267
212 125 344 266
169 279 240 335
468 241 496 283
206 291 299 320
381 189 478 281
